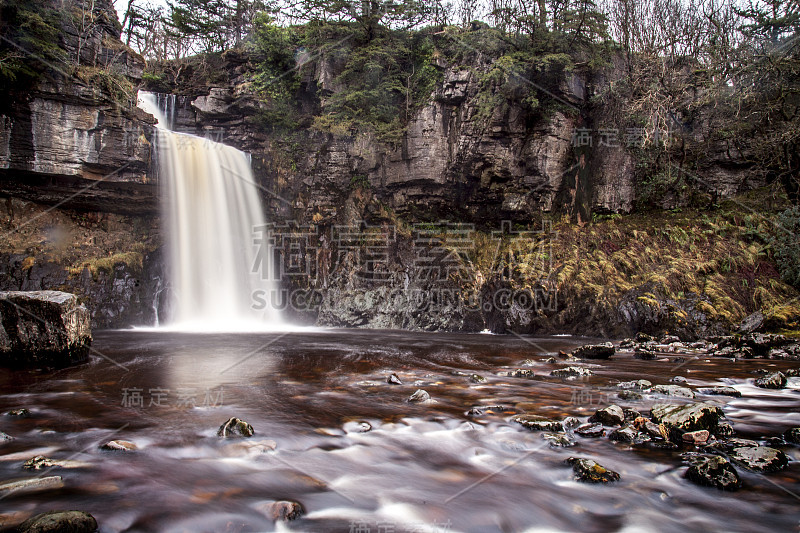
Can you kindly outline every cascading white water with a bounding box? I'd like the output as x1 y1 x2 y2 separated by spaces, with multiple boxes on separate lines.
138 92 282 330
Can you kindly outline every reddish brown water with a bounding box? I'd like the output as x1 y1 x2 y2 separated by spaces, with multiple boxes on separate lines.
0 329 798 532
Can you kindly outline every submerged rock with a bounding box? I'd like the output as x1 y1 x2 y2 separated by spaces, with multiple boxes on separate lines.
217 417 254 437
508 369 535 378
100 440 138 451
18 510 97 533
754 371 787 389
685 455 741 491
0 291 92 368
469 374 487 383
567 457 620 483
650 403 723 436
572 343 615 360
729 446 788 473
698 386 741 397
512 415 563 432
550 366 593 378
7 408 30 417
589 405 625 426
650 384 695 398
0 476 64 496
386 373 402 385
0 431 13 442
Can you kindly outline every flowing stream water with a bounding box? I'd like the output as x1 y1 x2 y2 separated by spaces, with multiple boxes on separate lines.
0 330 798 532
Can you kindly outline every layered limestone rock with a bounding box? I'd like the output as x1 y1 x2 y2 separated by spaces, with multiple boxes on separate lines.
0 0 155 215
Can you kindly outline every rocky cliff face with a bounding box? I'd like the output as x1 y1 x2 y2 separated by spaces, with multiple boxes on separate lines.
0 0 156 215
0 11 779 336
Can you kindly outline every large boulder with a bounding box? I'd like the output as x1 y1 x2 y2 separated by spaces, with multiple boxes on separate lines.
0 291 91 368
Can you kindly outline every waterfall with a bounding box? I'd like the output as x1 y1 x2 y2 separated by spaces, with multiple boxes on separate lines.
138 92 282 330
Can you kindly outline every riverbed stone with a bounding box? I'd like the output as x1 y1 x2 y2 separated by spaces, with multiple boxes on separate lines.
754 371 787 389
0 291 92 368
22 456 86 470
714 421 735 437
608 426 638 443
729 446 789 472
7 408 30 417
682 430 710 445
651 403 722 431
512 415 563 432
255 500 304 521
387 373 402 385
685 455 741 491
698 386 741 397
651 385 695 398
575 423 606 438
17 510 97 533
100 440 138 451
542 432 575 447
550 366 593 378
633 348 659 360
407 389 433 404
217 417 254 437
634 417 667 440
508 368 535 378
0 476 64 496
589 404 625 426
784 427 800 444
567 457 620 483
617 380 652 390
618 390 643 400
469 374 487 383
572 343 615 360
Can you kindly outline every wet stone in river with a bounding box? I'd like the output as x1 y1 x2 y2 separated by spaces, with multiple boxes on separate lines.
567 457 620 483
650 384 695 398
575 423 606 438
512 415 563 432
100 440 138 451
589 404 625 426
217 417 254 438
754 371 787 389
685 455 741 491
729 446 789 473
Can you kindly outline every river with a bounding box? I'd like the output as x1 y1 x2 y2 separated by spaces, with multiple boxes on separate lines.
0 330 798 532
